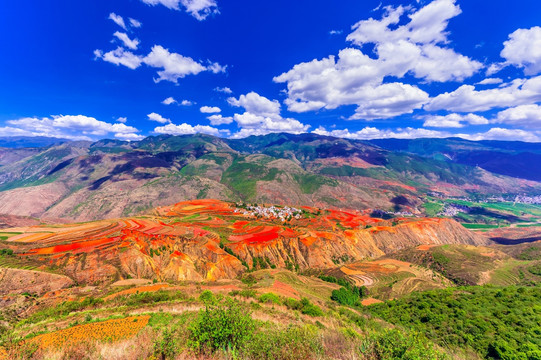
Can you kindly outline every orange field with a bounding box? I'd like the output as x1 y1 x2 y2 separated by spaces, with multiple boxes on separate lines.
2 199 456 283
104 284 171 301
29 316 150 350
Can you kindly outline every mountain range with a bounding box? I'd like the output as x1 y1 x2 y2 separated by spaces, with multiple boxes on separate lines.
0 133 540 222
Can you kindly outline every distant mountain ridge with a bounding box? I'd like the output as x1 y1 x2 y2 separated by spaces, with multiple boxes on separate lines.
367 138 541 181
0 133 539 222
0 136 70 149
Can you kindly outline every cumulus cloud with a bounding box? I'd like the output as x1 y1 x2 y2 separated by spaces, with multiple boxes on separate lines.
207 114 233 125
423 113 489 128
426 75 541 112
142 45 207 83
113 32 140 50
200 106 221 113
162 97 177 105
274 0 480 120
460 128 540 142
181 100 194 106
116 117 128 123
94 48 142 70
313 125 540 142
501 27 541 75
154 123 223 136
227 92 310 138
147 112 171 123
494 104 541 128
476 78 503 85
115 133 145 141
313 126 450 140
329 30 343 35
109 13 127 30
140 0 218 21
4 115 140 140
214 86 233 94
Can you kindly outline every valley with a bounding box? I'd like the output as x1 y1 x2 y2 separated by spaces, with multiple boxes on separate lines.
0 135 540 359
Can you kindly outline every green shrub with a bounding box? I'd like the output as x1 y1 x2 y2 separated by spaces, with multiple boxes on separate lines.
242 325 323 360
199 290 215 303
300 298 324 317
154 328 182 359
284 297 302 310
188 298 255 353
331 287 359 306
363 329 448 360
366 286 541 359
259 293 281 305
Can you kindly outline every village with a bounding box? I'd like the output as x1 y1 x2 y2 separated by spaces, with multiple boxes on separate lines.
234 203 303 222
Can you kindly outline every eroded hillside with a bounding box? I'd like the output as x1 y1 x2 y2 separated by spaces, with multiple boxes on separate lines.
0 199 487 285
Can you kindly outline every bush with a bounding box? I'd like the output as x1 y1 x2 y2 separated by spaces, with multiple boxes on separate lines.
331 287 360 306
242 325 323 360
188 298 255 353
198 290 215 303
259 293 281 305
363 329 448 360
284 297 323 317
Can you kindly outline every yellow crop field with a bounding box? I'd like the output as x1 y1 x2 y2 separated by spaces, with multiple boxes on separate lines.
29 315 150 350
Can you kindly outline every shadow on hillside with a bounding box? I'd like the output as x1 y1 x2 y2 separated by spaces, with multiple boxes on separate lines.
491 236 541 245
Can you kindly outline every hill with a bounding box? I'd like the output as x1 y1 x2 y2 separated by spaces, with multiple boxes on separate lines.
0 199 486 284
0 134 540 223
0 200 539 359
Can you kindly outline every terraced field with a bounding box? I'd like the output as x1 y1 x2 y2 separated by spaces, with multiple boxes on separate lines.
0 199 484 286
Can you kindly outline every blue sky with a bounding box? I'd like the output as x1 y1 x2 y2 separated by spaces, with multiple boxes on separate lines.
1 0 541 142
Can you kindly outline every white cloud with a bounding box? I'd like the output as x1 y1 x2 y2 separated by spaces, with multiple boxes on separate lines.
476 78 503 85
140 0 218 21
312 125 541 142
115 133 145 141
143 45 210 83
95 41 225 83
275 0 480 120
154 123 222 136
94 48 142 70
162 97 177 105
117 117 128 123
494 104 541 128
207 61 227 74
459 128 540 142
4 115 140 140
113 32 140 50
329 30 343 35
228 92 281 117
207 114 233 125
129 18 142 28
214 86 233 94
423 113 489 128
181 100 194 106
501 27 541 75
109 13 126 30
200 106 221 113
426 75 541 112
313 126 450 140
147 112 171 124
227 92 310 137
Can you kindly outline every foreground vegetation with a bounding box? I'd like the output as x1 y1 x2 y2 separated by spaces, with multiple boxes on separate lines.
366 285 541 359
2 281 540 359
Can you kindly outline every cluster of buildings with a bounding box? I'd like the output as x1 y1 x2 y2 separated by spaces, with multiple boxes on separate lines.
513 195 541 205
439 204 472 217
234 204 303 222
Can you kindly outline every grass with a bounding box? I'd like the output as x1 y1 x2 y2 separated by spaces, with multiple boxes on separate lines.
423 202 443 217
461 223 501 229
